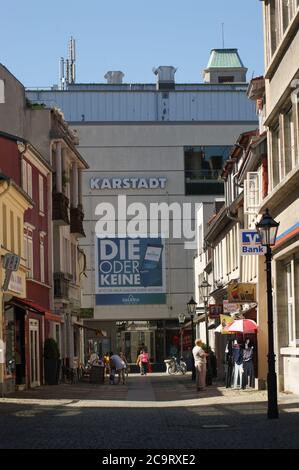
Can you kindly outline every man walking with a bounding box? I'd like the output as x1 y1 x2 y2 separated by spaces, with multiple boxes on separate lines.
192 339 208 391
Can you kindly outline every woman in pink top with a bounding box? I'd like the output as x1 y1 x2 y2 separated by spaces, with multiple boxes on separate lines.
137 350 149 375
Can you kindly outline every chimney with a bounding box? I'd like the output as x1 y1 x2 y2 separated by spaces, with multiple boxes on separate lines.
153 66 177 90
104 71 124 84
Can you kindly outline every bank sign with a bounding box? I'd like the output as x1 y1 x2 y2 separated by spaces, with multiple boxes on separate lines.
95 237 166 305
240 230 266 255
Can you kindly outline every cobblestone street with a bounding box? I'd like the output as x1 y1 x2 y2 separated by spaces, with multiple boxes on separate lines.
1 373 299 449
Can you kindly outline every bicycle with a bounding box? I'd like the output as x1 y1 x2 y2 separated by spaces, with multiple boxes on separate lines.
164 357 187 375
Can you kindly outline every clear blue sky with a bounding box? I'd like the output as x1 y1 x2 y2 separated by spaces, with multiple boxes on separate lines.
1 0 264 87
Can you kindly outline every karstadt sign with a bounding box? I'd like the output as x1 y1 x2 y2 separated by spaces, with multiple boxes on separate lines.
90 177 167 190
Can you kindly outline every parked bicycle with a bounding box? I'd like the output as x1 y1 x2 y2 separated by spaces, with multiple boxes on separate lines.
164 356 187 375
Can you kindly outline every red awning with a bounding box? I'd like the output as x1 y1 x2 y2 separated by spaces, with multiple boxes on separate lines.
44 312 63 323
9 297 63 323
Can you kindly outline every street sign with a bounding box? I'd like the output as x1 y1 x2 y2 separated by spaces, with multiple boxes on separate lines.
2 253 20 271
2 253 21 292
240 230 266 255
209 304 223 318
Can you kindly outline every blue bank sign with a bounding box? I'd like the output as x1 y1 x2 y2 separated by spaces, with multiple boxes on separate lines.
240 230 266 256
95 237 166 305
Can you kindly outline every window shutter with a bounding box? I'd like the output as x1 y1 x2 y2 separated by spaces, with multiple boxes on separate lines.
27 164 32 198
22 160 27 193
39 174 44 213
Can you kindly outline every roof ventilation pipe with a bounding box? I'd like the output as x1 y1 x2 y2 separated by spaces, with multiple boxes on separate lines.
104 71 124 84
153 66 177 90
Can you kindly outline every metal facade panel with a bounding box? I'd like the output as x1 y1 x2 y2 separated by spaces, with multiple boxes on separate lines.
26 89 257 122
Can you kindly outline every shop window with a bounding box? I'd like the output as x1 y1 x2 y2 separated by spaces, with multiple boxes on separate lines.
5 308 15 376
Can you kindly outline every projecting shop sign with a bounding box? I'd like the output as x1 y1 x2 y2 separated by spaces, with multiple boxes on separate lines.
95 236 166 305
240 230 266 255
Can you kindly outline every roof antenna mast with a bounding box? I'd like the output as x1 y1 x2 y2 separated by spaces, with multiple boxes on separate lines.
221 23 225 49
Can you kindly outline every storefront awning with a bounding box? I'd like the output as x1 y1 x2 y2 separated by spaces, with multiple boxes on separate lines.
8 297 63 323
44 311 63 323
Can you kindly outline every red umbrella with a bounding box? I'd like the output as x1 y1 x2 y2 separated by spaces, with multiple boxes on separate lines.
227 319 258 334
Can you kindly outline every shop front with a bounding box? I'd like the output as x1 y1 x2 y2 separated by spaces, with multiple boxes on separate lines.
4 298 46 392
83 319 192 372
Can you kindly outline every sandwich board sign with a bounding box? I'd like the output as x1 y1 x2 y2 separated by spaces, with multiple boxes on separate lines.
240 230 266 256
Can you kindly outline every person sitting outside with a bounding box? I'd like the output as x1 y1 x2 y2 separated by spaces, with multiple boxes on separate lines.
109 352 126 384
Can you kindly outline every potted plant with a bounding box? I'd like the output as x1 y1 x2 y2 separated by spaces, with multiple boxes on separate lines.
44 338 60 385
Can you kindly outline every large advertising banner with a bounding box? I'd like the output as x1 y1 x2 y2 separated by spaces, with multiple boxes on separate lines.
95 236 166 305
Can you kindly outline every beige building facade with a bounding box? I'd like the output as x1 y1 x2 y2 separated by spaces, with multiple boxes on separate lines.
261 1 299 393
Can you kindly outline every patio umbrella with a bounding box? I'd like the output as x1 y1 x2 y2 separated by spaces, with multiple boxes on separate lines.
226 319 258 334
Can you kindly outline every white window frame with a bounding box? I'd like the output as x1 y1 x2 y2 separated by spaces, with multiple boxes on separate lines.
0 79 4 103
244 172 261 215
39 174 44 215
63 237 71 274
40 235 45 284
22 159 33 198
71 243 77 284
22 159 28 194
286 261 296 346
24 229 34 279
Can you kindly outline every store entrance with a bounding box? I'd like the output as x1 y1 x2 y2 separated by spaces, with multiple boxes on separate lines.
119 330 155 364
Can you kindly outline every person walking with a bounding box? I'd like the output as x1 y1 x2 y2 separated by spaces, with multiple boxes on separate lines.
192 339 208 391
137 349 149 375
119 351 128 379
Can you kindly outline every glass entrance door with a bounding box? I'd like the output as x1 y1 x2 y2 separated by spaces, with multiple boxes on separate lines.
29 319 40 387
120 330 155 363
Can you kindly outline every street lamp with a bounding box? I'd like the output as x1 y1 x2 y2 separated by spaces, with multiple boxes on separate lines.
178 313 185 359
199 279 212 386
187 297 197 380
256 208 280 420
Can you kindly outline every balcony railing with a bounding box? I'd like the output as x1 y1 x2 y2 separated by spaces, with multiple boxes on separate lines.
54 272 70 299
70 206 85 238
52 192 70 225
185 170 224 195
185 169 223 181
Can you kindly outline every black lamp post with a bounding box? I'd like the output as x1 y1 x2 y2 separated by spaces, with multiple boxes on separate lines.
256 208 280 420
187 297 197 380
199 279 212 386
178 313 186 359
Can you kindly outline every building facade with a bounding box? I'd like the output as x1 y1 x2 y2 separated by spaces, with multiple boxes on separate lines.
0 134 32 394
0 64 88 384
260 0 299 393
27 49 258 365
